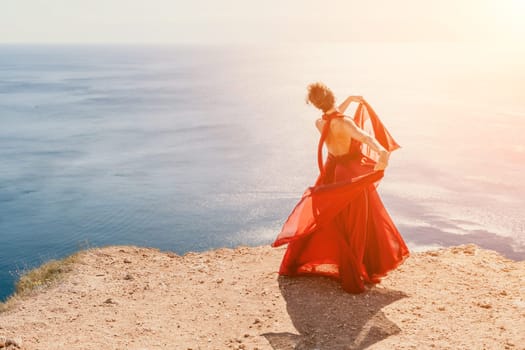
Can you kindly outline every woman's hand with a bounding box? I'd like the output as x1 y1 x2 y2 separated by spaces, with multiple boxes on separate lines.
351 95 364 103
374 150 390 171
338 95 364 113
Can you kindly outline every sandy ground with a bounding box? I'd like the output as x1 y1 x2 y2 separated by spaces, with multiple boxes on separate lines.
0 243 524 350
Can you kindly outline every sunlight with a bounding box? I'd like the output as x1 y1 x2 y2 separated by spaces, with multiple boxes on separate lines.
492 0 525 40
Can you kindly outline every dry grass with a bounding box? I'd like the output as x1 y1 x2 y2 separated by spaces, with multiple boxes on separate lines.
0 252 82 313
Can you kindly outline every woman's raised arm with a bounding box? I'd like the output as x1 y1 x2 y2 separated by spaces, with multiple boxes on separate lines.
338 117 390 170
337 95 363 114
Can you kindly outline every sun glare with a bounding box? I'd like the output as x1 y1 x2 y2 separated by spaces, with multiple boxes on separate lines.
497 0 525 38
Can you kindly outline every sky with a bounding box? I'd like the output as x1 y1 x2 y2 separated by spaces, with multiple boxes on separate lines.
1 0 524 45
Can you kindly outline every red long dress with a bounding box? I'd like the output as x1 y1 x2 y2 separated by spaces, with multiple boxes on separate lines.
271 100 409 293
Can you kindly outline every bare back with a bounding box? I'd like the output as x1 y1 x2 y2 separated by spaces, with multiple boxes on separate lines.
315 117 354 156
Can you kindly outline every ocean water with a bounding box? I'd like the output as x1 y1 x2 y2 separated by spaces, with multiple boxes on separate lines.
1 43 524 301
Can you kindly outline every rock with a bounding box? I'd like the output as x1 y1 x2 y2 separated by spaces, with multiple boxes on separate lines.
476 302 492 309
0 337 21 349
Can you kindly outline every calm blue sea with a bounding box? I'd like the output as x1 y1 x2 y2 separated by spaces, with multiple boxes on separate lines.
1 43 524 301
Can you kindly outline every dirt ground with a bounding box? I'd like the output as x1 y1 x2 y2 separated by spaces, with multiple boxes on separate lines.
0 243 524 350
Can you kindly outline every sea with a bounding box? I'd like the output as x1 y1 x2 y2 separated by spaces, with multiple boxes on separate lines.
1 43 524 301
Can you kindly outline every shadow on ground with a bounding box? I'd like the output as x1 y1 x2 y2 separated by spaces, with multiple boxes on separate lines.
262 275 407 350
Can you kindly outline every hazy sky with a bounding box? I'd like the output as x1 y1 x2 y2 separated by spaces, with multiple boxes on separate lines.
1 0 524 44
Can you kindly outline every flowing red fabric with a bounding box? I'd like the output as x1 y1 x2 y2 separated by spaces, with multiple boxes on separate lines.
271 100 409 294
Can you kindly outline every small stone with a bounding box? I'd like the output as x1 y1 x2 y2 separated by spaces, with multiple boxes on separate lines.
124 274 134 280
0 337 21 349
123 258 132 264
477 302 492 309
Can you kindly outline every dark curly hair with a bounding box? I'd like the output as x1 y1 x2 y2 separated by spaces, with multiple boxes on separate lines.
306 82 335 113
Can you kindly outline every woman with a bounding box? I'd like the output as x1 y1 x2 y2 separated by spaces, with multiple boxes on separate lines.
271 82 409 294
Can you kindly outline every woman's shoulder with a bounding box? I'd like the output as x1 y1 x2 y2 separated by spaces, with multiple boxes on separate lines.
315 118 324 132
329 116 357 136
315 114 351 131
330 115 351 127
333 115 356 125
